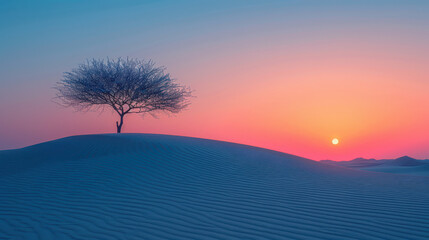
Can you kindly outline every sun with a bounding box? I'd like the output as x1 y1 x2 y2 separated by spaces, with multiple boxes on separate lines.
332 138 339 145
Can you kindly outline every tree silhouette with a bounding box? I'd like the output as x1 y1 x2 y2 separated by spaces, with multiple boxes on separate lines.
55 58 192 133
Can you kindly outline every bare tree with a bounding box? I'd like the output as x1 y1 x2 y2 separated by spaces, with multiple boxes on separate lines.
55 58 192 133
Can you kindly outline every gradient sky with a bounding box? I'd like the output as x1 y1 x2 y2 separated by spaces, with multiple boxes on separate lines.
1 0 429 160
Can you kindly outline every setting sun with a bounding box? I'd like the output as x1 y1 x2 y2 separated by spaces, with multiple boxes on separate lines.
332 138 339 145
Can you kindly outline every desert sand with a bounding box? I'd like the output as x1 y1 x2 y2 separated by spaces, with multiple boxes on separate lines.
1 134 428 239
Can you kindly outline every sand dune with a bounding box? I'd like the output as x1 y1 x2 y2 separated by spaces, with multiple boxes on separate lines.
322 156 429 176
382 156 425 167
1 134 429 239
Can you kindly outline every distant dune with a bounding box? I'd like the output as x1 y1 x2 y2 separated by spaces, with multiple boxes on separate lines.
1 134 429 239
321 156 429 176
386 156 426 167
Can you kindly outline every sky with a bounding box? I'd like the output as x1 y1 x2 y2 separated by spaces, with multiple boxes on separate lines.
1 0 429 160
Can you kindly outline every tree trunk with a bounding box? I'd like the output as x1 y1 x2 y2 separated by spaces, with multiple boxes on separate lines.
116 114 124 133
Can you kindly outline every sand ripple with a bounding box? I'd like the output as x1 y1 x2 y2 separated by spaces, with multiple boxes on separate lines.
0 134 428 239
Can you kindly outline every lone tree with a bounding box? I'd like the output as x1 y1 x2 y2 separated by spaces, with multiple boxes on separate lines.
55 58 192 133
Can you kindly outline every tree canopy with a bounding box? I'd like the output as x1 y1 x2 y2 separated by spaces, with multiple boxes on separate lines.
55 58 192 133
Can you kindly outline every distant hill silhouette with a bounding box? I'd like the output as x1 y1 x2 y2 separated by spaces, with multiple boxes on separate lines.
385 156 425 166
321 158 382 168
321 156 429 176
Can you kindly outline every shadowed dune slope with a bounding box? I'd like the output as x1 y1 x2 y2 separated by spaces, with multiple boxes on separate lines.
1 134 429 240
